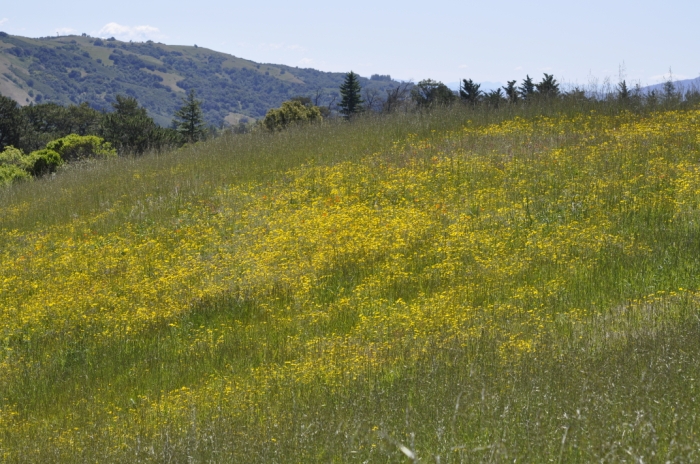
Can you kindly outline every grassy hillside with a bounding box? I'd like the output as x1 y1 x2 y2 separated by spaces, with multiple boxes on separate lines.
0 32 400 126
2 102 700 462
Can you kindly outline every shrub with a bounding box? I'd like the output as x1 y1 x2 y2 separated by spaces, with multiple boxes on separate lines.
45 134 116 162
0 164 31 187
262 100 323 131
0 145 26 166
0 146 33 186
22 149 63 176
0 145 59 184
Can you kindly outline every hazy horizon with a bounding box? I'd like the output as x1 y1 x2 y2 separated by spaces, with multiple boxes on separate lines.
3 0 698 88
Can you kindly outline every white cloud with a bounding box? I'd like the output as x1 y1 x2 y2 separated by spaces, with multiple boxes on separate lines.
56 27 78 35
514 66 523 71
0 18 8 26
459 64 467 69
298 58 314 66
95 22 164 42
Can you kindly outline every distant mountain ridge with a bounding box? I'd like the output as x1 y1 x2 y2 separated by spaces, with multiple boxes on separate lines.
640 76 700 94
0 32 402 127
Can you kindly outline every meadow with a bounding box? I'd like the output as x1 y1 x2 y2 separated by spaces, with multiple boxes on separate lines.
2 100 700 462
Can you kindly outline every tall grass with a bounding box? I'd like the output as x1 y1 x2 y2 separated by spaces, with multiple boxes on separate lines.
1 100 700 462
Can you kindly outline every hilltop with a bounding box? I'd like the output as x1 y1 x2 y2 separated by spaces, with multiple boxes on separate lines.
0 32 400 126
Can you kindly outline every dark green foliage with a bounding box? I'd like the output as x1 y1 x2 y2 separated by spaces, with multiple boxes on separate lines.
151 126 183 149
3 93 176 162
663 79 681 105
459 78 482 104
64 102 102 135
0 95 23 151
22 148 63 176
685 88 700 105
100 95 160 154
338 71 364 118
503 80 519 103
173 90 206 143
412 79 456 108
0 34 404 127
484 88 506 107
617 80 631 100
19 102 102 152
536 73 560 97
646 90 660 107
562 86 588 104
519 75 536 100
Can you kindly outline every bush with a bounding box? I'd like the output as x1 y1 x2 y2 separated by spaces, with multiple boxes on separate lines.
22 149 63 176
45 134 116 162
0 164 31 187
0 145 26 166
0 146 33 186
0 146 63 181
0 135 116 185
262 100 323 131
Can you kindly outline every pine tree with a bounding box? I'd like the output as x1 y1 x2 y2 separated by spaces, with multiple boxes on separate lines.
338 71 364 118
503 80 519 103
485 88 506 108
519 75 536 100
617 80 631 100
173 89 206 143
536 73 560 98
662 79 680 104
459 79 482 105
101 95 158 154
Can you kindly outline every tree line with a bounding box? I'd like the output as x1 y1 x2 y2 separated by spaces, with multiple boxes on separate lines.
0 89 206 186
261 71 700 131
3 69 699 186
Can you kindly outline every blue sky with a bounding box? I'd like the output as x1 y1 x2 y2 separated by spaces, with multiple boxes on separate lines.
2 0 698 89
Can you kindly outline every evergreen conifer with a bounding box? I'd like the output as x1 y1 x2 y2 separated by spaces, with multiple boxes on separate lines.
173 90 206 143
459 79 482 105
339 71 364 118
503 80 519 103
536 73 560 98
101 95 158 154
617 80 631 100
519 75 536 100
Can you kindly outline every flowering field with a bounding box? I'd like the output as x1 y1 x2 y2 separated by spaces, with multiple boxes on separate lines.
2 106 700 461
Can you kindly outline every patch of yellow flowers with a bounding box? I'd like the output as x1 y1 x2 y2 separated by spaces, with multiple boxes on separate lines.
2 108 700 455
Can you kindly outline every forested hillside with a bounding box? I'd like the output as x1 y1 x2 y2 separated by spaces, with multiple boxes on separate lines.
0 32 400 126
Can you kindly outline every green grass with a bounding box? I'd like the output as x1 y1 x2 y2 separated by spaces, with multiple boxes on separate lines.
2 100 700 462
